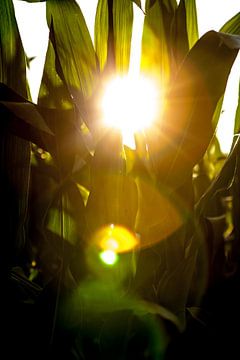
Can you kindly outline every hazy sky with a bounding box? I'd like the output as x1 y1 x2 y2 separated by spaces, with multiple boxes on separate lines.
13 0 240 152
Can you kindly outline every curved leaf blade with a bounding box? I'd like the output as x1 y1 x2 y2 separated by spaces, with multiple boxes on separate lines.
145 31 240 187
46 0 98 99
220 12 240 35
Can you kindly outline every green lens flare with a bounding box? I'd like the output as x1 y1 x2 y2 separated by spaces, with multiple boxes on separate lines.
99 250 119 266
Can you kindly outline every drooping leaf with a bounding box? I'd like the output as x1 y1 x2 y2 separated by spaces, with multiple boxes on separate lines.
196 136 240 216
0 83 54 146
145 31 240 188
46 0 99 104
220 12 240 35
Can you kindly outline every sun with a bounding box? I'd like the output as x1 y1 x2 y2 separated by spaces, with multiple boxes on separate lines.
101 75 161 147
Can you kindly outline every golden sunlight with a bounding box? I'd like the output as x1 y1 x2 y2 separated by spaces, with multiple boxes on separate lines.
92 224 139 254
99 250 119 266
101 75 161 147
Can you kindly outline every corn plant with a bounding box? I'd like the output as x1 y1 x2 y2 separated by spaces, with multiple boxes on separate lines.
1 0 240 358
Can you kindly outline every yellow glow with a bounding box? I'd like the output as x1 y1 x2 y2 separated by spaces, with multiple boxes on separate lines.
92 224 139 253
101 75 161 147
99 250 118 266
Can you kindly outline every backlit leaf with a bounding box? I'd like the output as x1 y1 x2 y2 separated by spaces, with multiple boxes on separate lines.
113 0 134 73
220 12 240 35
46 0 98 102
183 0 198 49
145 31 240 188
95 0 108 71
234 82 240 134
141 0 175 85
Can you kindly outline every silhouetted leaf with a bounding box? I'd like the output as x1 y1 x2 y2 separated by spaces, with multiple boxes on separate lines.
145 31 240 188
86 130 138 232
131 0 142 10
196 136 240 216
0 0 30 262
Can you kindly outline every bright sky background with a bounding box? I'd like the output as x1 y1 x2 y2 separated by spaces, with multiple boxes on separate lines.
13 0 240 153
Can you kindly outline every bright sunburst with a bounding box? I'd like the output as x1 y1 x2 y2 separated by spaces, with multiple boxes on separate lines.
101 75 161 147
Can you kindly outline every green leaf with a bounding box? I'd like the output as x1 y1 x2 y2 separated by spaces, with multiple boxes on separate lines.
46 180 87 246
234 81 240 134
95 0 109 71
0 0 27 97
145 31 240 188
220 12 240 35
173 0 189 65
183 0 199 49
95 0 134 73
46 0 98 100
172 0 198 66
38 38 74 109
113 0 134 73
141 0 172 85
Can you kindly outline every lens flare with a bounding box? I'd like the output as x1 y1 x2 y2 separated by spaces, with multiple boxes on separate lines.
99 250 119 266
93 224 139 253
101 75 161 147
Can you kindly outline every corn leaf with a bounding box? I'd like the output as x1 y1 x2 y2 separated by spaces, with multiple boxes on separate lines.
0 0 31 261
141 0 176 85
145 31 240 188
95 0 108 71
234 82 240 134
86 131 138 232
183 0 198 49
0 0 27 96
46 180 87 246
196 136 240 216
95 0 134 73
46 0 98 102
220 12 240 34
113 0 134 73
38 38 73 109
131 0 142 9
